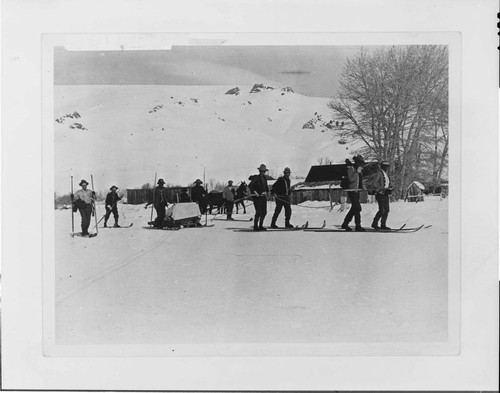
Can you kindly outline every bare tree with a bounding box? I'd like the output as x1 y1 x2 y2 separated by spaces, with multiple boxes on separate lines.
317 156 332 165
328 45 448 194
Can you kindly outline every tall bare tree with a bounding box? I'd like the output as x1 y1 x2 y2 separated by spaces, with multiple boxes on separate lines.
328 46 448 195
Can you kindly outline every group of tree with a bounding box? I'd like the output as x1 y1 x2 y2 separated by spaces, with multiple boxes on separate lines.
328 45 449 198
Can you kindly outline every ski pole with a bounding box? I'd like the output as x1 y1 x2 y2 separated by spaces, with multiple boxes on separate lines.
95 201 119 227
91 174 98 235
150 172 157 227
70 175 74 234
203 167 207 226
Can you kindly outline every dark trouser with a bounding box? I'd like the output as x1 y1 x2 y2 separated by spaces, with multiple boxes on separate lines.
226 200 234 219
194 199 206 214
104 206 119 226
252 196 267 228
79 203 93 235
343 191 362 227
272 196 292 225
154 202 167 227
373 193 390 226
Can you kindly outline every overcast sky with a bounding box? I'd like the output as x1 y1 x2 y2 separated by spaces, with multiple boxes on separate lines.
54 46 362 97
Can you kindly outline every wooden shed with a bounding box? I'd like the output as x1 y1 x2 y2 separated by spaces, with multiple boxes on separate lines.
403 181 425 202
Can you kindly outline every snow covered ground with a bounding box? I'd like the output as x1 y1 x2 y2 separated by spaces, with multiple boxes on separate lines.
54 196 448 346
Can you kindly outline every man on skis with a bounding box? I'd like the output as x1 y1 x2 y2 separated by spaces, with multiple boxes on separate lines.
371 161 393 230
191 179 207 214
104 185 122 227
270 167 294 229
71 179 96 236
341 155 366 232
222 180 235 220
145 178 171 228
248 164 270 231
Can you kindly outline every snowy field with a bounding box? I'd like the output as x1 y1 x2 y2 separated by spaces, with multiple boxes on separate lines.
54 196 448 346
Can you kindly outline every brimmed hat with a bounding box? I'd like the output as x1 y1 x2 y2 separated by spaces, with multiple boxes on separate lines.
283 167 291 173
353 155 365 166
228 180 233 184
257 164 268 171
79 179 89 186
194 179 203 184
157 178 165 185
110 185 118 191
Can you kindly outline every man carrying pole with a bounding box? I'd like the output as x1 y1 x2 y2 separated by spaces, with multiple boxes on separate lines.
371 161 393 230
248 164 270 231
270 167 294 229
104 185 122 228
71 179 96 237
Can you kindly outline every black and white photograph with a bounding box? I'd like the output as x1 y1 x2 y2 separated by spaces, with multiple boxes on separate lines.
45 34 458 355
1 0 498 390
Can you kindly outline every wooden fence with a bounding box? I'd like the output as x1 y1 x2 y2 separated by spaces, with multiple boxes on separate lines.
126 187 192 204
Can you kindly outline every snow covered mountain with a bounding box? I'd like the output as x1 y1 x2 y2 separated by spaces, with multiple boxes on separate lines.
54 84 361 195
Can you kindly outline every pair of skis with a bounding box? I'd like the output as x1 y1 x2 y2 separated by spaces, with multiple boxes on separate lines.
100 223 134 229
306 223 428 233
233 221 325 232
212 217 253 222
146 221 215 229
233 221 428 233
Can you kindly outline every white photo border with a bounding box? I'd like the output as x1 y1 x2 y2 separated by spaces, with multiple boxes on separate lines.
1 0 498 390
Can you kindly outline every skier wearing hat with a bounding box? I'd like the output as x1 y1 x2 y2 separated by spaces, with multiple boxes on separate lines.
341 155 366 231
371 161 393 230
71 179 96 236
104 185 122 228
270 167 294 229
248 164 270 231
222 180 235 220
149 178 171 228
191 179 207 214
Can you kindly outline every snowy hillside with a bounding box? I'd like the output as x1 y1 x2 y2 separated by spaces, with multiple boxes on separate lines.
54 85 360 195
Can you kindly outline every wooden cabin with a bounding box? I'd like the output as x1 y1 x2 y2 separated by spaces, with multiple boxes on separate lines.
291 164 369 205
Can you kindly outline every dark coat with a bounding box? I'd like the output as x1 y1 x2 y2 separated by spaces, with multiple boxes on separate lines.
248 173 269 195
153 186 170 207
271 176 291 196
105 191 122 207
179 192 191 203
191 184 207 202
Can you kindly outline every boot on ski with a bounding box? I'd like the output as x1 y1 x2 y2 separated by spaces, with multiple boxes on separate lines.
258 217 266 231
341 223 352 231
253 217 259 231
